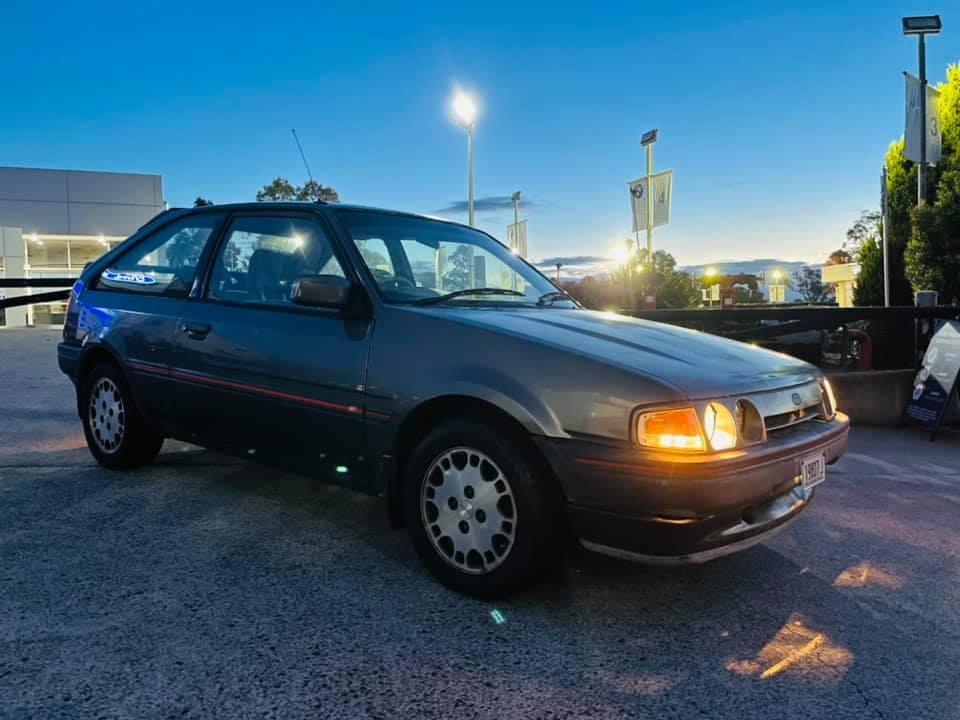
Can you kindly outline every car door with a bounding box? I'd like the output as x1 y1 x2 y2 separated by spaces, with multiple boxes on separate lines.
170 210 372 480
81 212 226 429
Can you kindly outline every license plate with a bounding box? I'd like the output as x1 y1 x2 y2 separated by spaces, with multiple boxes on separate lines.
800 452 826 490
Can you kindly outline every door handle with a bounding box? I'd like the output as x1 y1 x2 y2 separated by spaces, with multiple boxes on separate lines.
183 321 211 339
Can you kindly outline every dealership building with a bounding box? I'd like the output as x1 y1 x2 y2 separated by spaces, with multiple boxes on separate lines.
0 166 164 326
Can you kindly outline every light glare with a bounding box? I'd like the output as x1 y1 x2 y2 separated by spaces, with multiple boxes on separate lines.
704 403 737 451
451 90 477 128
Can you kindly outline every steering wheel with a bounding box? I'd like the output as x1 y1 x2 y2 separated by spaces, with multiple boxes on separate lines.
390 276 416 289
371 268 416 290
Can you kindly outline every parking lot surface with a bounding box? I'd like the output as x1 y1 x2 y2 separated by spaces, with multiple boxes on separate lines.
2 327 959 719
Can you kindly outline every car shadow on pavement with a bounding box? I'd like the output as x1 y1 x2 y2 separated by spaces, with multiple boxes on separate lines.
94 444 958 718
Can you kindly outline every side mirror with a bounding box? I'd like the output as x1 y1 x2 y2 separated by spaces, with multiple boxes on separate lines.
291 275 353 309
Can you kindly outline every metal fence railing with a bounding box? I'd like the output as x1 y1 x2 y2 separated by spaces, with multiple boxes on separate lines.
619 305 960 370
2 280 958 371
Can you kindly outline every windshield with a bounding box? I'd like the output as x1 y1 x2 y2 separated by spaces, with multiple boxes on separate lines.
336 210 567 305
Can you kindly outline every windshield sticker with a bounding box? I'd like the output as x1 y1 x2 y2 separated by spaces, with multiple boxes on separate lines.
102 270 158 285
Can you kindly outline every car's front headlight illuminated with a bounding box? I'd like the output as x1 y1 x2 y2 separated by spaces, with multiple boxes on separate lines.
703 402 738 450
636 408 705 452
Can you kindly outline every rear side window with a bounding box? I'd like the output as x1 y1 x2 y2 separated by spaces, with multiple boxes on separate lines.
98 214 224 296
207 215 344 307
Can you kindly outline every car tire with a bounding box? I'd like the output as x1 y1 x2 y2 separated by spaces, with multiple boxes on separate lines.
80 361 164 470
403 419 560 598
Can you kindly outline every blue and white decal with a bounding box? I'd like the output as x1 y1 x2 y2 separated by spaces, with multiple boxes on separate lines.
102 269 158 285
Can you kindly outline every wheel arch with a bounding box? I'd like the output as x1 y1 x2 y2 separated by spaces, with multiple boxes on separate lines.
75 344 125 417
386 394 566 529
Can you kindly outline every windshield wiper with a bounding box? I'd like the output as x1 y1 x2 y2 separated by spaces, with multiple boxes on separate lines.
536 290 572 306
413 288 527 305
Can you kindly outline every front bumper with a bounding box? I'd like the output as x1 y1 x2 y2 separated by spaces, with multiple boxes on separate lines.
534 413 849 563
57 341 82 384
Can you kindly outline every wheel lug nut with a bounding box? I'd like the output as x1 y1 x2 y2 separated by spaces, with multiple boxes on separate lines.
447 497 458 510
464 486 475 499
475 509 486 523
458 521 469 534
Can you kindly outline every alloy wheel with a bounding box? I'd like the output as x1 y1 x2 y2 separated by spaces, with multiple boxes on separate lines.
420 446 518 575
88 377 126 454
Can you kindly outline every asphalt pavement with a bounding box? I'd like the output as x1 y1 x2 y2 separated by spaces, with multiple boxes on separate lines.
2 327 959 719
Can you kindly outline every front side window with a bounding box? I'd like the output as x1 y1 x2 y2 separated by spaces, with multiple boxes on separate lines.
208 215 344 307
98 214 224 296
336 211 565 306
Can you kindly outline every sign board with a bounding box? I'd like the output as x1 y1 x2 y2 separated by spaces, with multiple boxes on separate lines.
629 170 672 232
506 220 528 258
769 284 786 303
905 320 960 440
904 72 942 165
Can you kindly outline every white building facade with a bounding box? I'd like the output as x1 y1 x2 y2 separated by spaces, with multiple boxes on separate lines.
0 166 164 326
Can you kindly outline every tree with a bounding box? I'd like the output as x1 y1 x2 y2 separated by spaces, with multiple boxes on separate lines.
853 234 884 306
256 177 298 201
882 64 960 304
193 197 214 207
791 266 834 303
443 245 473 290
606 248 701 309
881 141 922 304
656 271 700 308
843 210 884 306
906 169 960 304
903 65 960 304
296 179 339 203
827 249 852 265
256 177 340 203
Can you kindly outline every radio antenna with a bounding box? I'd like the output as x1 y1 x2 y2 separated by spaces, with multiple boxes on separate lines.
291 128 314 182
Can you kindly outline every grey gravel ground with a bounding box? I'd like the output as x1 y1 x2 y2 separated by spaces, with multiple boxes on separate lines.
1 327 959 719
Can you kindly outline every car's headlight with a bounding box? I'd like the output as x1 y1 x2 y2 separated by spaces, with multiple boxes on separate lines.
822 378 838 418
636 408 705 451
703 402 738 451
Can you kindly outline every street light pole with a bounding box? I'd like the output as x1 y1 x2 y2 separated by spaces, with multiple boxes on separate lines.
466 126 475 227
918 33 927 204
881 166 891 306
640 129 658 261
903 15 942 205
646 142 654 259
451 90 479 227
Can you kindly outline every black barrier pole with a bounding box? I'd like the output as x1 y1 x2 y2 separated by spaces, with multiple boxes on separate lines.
0 278 76 288
0 290 70 309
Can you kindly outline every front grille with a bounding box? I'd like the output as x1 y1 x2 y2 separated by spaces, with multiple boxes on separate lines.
738 380 828 437
764 403 823 432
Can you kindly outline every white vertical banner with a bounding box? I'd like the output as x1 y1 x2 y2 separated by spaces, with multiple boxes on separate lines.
629 170 672 232
904 72 942 164
506 219 528 258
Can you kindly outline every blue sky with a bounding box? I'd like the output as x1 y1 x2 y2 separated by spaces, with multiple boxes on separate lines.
1 1 955 270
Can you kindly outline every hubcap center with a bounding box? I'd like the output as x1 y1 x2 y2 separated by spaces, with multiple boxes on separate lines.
460 501 474 519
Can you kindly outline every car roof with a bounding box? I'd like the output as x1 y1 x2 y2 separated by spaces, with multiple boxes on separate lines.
180 201 470 229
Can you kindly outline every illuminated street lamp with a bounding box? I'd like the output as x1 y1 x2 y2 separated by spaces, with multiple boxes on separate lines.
902 15 942 204
770 268 786 304
451 90 478 226
702 267 720 307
